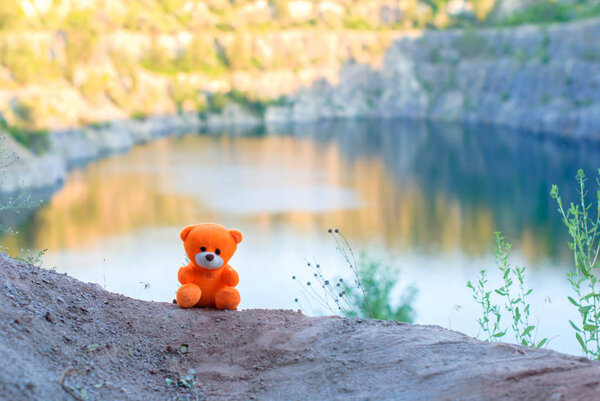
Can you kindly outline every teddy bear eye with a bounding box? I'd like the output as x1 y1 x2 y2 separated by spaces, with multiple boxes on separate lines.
215 249 221 255
200 246 206 252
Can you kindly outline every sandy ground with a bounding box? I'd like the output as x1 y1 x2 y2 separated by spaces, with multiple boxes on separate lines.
1 252 600 401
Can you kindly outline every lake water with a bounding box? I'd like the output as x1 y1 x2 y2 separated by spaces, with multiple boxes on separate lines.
3 119 600 356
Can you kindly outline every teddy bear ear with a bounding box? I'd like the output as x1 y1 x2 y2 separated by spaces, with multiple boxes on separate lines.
180 225 196 241
229 229 243 244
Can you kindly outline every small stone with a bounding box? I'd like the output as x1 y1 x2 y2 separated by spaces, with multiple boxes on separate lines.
44 311 55 324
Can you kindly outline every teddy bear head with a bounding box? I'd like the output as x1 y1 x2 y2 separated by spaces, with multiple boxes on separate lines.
180 223 243 270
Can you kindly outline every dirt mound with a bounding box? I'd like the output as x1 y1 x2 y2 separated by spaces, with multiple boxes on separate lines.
1 253 600 401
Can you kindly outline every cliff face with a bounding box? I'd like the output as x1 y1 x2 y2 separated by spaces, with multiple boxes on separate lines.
2 252 600 401
278 18 600 139
0 28 398 131
2 18 600 138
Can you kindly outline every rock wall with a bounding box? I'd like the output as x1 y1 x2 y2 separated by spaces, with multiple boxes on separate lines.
276 18 600 139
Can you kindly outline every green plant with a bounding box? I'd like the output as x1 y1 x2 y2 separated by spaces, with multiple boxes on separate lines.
500 1 572 27
215 22 235 31
14 248 47 267
292 229 416 323
0 41 61 84
343 16 372 30
165 369 196 388
343 254 417 322
0 137 46 265
0 0 25 30
63 10 99 81
468 232 547 348
0 118 49 155
467 269 503 341
551 169 600 359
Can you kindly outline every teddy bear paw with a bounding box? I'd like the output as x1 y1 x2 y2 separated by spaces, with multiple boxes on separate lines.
215 287 240 310
176 284 202 308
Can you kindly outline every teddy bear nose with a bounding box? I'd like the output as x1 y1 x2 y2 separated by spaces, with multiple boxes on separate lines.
205 254 214 261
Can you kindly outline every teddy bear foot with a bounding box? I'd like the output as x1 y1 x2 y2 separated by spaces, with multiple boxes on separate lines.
215 287 240 310
177 284 202 308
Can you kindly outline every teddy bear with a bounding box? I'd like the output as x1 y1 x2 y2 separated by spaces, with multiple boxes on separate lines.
176 223 243 310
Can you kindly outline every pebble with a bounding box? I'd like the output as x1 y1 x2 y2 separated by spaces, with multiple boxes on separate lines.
44 311 55 324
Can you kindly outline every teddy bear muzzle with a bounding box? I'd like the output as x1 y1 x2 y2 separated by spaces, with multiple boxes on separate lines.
194 252 224 269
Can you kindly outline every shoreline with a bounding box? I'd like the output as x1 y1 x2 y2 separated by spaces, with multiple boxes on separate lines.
3 109 600 201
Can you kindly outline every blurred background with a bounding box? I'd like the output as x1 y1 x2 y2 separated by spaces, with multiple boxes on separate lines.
1 0 600 356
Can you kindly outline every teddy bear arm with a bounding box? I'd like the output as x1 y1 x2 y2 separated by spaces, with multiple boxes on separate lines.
221 266 239 287
178 265 194 285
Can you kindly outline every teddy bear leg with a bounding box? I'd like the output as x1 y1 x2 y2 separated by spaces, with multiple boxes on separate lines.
176 284 202 308
215 287 240 310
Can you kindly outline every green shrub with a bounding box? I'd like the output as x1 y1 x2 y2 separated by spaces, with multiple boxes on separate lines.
500 1 572 26
0 119 49 155
551 170 600 359
467 232 547 348
140 41 176 74
131 111 148 121
141 38 229 77
170 80 198 111
0 0 25 30
343 254 417 322
80 73 110 104
0 41 61 84
215 22 235 31
63 11 99 81
343 16 372 30
225 34 252 71
292 229 417 323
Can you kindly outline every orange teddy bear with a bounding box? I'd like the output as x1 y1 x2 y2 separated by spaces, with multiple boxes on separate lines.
176 223 243 310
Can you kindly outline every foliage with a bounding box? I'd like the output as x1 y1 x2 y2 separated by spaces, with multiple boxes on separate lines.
0 40 61 84
343 254 417 322
0 137 30 234
63 10 99 81
500 1 573 27
0 0 598 39
0 137 46 267
169 79 198 112
343 16 373 30
0 0 25 30
467 269 503 341
471 0 495 21
14 248 47 267
140 39 228 77
225 34 252 71
551 169 600 359
203 89 285 117
0 118 49 155
293 229 417 323
468 232 547 348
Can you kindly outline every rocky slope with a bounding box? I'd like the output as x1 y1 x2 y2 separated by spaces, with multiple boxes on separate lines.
275 17 600 139
1 252 600 400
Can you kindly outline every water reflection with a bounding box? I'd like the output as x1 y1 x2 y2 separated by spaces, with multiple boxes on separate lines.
290 119 598 263
3 120 599 264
